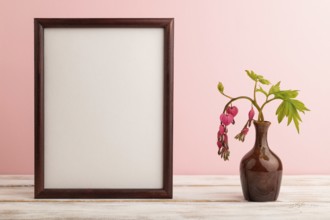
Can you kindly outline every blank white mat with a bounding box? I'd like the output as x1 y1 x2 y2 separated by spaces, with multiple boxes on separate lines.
43 28 164 189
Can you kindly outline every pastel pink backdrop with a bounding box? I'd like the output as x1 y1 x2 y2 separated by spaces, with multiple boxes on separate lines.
0 0 329 174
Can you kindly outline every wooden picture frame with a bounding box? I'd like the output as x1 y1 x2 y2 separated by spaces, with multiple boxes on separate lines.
34 18 174 199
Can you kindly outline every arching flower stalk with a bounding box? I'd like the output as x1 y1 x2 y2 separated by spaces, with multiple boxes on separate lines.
216 70 309 161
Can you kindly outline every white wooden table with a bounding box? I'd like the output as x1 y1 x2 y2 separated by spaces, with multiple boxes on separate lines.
1 175 330 219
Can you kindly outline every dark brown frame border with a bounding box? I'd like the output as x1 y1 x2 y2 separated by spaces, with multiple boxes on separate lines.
34 18 174 199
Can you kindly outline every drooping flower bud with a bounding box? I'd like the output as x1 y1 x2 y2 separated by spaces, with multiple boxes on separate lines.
248 107 255 121
226 106 239 117
220 113 234 126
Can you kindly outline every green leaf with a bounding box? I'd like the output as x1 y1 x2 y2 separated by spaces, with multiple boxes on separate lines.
256 86 268 97
275 101 283 115
274 90 299 99
276 101 287 123
245 70 258 81
290 99 310 113
246 70 271 84
276 99 309 133
217 82 224 93
293 116 300 133
252 70 271 84
269 81 281 95
287 103 294 125
259 78 271 85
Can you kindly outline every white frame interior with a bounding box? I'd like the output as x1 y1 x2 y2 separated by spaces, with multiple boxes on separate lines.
43 28 164 189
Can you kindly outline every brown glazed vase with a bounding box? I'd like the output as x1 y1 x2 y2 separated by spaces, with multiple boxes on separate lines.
240 121 283 202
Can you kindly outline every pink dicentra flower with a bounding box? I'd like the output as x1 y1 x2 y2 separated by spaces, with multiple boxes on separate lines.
234 108 254 142
218 124 226 135
226 106 239 117
217 122 230 159
217 130 222 138
235 127 249 142
217 141 222 148
217 108 238 160
218 146 230 161
220 113 234 126
248 107 255 121
242 127 249 135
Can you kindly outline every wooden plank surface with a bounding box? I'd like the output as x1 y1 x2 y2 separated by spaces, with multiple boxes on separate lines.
1 175 330 219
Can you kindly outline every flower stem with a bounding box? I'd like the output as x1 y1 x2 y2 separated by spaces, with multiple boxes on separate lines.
221 92 233 100
260 97 279 112
222 96 264 121
253 81 257 102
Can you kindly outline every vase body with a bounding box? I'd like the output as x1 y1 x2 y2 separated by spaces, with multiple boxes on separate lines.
240 121 283 202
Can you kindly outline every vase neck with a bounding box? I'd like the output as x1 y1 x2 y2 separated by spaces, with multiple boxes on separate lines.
253 121 271 149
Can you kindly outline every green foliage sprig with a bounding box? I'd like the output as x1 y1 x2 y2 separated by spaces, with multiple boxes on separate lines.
218 70 310 133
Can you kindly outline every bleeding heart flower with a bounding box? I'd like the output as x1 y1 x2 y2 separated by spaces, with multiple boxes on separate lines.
217 141 222 148
220 113 234 126
218 146 230 161
248 107 255 121
226 106 239 117
218 124 226 135
242 127 249 135
235 126 250 142
217 130 222 138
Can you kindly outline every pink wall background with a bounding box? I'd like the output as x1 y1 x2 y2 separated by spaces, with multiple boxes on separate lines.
1 0 329 175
